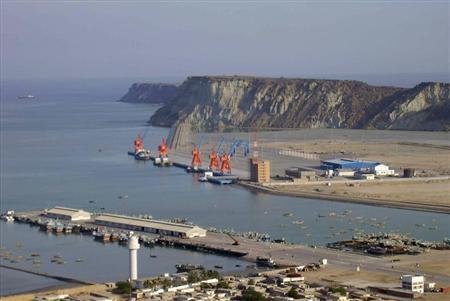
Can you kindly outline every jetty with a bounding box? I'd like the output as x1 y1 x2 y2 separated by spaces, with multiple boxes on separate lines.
0 264 94 285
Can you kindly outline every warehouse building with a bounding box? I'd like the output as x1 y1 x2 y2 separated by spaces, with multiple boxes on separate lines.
250 158 271 183
285 167 317 182
94 213 207 238
45 207 91 221
320 158 379 170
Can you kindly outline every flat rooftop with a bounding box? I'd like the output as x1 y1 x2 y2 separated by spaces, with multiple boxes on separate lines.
95 213 204 234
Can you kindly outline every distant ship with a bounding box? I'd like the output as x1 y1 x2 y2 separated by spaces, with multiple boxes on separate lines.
17 94 35 99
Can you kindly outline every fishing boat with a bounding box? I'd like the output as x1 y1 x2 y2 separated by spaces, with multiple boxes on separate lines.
110 232 119 242
64 225 73 234
45 221 55 232
256 256 276 267
53 223 64 233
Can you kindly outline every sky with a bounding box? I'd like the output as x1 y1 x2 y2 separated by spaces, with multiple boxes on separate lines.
1 0 449 82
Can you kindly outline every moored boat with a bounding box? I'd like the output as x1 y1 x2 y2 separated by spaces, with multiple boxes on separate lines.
256 256 276 267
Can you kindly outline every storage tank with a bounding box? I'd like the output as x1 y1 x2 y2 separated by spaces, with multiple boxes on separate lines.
403 168 416 178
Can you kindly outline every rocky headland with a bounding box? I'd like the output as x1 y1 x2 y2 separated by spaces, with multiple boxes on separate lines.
147 76 449 132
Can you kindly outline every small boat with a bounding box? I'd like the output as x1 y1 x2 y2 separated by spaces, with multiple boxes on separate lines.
53 223 64 233
256 256 276 267
110 232 119 242
64 225 73 234
214 265 223 269
282 212 294 217
45 221 55 232
198 171 213 182
17 94 35 100
175 264 205 272
292 220 304 225
134 149 151 161
1 210 15 222
75 258 84 262
149 254 157 258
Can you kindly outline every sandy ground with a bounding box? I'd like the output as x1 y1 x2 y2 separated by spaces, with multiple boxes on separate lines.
266 139 450 175
269 178 450 211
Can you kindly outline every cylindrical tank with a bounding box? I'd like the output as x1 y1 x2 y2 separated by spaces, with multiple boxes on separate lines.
403 168 415 178
128 232 140 281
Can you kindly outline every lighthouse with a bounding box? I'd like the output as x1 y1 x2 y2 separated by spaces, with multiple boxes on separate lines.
128 231 140 281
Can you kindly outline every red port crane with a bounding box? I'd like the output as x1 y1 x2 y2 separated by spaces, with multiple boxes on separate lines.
220 152 231 174
191 146 202 168
158 138 168 157
208 149 220 170
134 135 143 152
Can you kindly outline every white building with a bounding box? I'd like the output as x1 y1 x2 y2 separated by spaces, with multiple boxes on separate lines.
402 275 424 293
95 213 207 238
45 207 91 221
372 164 395 176
354 173 375 180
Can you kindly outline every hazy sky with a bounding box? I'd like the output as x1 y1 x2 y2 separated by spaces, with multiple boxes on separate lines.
1 0 449 80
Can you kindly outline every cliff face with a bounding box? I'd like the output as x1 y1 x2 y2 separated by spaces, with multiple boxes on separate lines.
369 82 450 131
149 76 449 131
119 83 177 104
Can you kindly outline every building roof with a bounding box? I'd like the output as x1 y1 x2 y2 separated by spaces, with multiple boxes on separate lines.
95 213 205 234
47 207 91 217
321 158 380 169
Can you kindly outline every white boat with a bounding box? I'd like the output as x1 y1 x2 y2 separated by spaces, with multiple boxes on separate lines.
1 210 15 222
17 94 35 99
199 171 213 182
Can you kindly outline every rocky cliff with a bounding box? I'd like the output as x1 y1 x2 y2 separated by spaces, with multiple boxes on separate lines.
119 83 177 104
369 82 450 131
149 76 449 131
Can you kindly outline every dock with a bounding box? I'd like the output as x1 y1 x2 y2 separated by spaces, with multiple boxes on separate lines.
8 209 450 285
0 264 94 285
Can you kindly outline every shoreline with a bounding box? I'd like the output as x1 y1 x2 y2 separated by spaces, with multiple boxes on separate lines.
238 181 450 214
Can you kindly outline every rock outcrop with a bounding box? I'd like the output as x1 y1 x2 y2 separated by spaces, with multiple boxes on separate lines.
119 83 177 104
369 82 450 131
148 76 449 131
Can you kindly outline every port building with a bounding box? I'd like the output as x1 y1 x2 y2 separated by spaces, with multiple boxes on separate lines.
402 275 424 293
250 158 271 183
94 213 207 238
320 158 379 170
45 207 91 221
321 159 394 175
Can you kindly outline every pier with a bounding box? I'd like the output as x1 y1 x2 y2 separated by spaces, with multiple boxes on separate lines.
0 264 94 285
10 208 450 286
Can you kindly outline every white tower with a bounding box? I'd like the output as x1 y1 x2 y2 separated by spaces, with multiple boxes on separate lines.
128 231 140 281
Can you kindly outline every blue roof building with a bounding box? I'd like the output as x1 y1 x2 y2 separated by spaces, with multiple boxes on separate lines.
320 158 379 170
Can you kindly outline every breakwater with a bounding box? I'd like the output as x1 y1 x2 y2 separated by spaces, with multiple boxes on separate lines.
0 264 93 285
